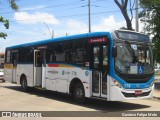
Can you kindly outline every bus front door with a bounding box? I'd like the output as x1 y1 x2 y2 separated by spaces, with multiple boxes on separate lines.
34 50 46 87
92 44 108 98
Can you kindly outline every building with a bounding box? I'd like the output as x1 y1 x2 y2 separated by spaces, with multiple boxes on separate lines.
0 53 5 68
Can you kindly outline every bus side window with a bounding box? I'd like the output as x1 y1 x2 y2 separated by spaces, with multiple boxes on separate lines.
65 50 72 62
46 47 55 63
50 52 56 62
12 53 17 66
26 48 34 63
70 40 87 63
50 54 53 62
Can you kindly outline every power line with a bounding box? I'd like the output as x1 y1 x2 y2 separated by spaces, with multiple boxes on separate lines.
0 0 84 15
1 0 141 24
0 0 112 15
3 6 85 20
0 0 78 8
8 8 138 23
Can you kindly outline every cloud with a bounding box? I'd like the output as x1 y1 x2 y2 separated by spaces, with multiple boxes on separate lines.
56 15 126 36
14 12 60 25
20 5 46 11
132 19 145 32
1 15 146 52
60 16 144 35
92 15 126 32
92 16 144 32
65 19 88 34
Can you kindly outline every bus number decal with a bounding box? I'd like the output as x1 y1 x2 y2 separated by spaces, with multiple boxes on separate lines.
124 84 131 88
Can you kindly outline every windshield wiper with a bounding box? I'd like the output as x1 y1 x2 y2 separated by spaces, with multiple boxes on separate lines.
124 41 138 63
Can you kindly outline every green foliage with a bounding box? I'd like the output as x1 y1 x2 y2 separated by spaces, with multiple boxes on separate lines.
4 19 9 29
153 40 160 63
0 33 7 39
0 0 18 39
0 16 9 29
139 0 160 63
120 26 135 31
9 0 19 10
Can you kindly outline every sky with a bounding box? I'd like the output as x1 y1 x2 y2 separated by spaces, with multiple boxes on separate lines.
0 0 143 52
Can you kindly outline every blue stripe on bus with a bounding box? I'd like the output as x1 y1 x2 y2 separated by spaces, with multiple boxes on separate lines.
6 32 111 49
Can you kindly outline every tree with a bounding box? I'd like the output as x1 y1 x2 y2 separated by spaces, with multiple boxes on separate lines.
139 0 160 63
0 0 18 39
114 0 135 30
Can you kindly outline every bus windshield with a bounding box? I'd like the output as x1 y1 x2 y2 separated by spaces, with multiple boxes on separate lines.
115 42 153 74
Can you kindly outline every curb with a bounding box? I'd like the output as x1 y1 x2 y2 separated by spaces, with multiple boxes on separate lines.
153 96 160 100
153 82 160 100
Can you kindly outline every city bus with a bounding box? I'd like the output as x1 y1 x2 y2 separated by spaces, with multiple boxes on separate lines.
4 30 154 102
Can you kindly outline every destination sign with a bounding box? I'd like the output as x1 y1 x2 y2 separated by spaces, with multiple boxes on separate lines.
38 46 47 49
88 37 108 43
115 30 150 42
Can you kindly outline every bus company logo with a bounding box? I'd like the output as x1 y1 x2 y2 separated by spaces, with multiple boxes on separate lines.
85 71 89 76
62 70 65 75
48 70 58 74
72 71 77 76
136 84 140 88
62 70 70 75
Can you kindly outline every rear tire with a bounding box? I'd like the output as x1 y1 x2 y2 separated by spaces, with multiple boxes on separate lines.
21 77 28 91
73 82 85 103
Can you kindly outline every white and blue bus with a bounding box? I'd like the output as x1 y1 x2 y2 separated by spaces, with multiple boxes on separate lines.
4 30 154 102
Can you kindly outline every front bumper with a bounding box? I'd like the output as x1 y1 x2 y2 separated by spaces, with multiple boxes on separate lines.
109 85 154 101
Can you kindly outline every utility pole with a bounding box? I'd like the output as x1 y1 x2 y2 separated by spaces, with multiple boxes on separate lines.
81 0 91 33
135 0 139 32
88 0 91 33
44 22 54 38
52 30 54 38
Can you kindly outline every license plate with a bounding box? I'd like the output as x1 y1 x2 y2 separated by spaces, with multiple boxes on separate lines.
135 90 142 95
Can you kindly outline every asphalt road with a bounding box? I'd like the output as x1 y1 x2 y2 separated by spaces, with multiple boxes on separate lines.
0 82 160 120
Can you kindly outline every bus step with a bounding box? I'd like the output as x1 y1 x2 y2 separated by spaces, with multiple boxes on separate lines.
35 86 46 90
91 96 107 100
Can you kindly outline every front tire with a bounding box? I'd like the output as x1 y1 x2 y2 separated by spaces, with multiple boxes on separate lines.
73 82 85 103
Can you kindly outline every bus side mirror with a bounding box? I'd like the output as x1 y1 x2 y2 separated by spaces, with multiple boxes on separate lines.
112 47 117 58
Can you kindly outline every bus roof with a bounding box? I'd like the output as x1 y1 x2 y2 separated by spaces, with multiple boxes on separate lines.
6 32 111 50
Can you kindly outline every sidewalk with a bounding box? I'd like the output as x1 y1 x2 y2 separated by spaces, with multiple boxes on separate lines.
154 82 160 99
154 89 160 99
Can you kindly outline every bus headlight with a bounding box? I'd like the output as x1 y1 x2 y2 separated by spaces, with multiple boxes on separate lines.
150 82 154 87
112 79 122 88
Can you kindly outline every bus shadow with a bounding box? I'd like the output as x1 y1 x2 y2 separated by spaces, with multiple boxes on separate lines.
3 84 151 112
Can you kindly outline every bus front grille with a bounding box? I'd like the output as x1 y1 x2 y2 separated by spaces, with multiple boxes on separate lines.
122 91 151 98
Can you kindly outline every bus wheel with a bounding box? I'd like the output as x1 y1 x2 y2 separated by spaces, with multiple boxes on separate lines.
73 82 85 103
21 77 28 91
